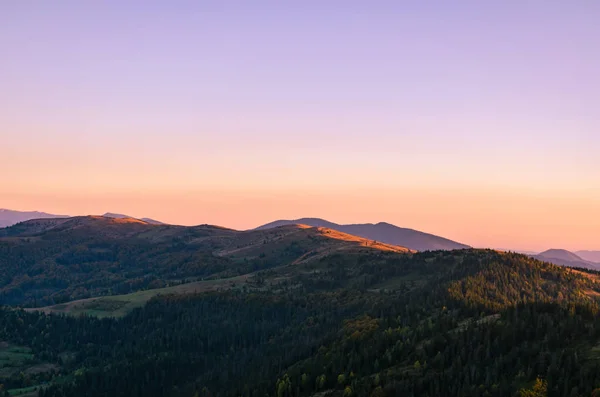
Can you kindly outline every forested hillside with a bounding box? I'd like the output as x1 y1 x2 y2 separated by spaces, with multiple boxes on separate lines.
2 245 600 396
0 216 407 306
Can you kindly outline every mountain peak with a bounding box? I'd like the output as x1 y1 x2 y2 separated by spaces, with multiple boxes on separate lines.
537 249 585 262
102 212 129 218
103 212 164 225
255 218 469 251
533 248 600 270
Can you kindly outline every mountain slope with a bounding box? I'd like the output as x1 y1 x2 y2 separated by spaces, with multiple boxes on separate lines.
0 208 68 228
256 218 469 251
0 218 409 306
534 248 600 270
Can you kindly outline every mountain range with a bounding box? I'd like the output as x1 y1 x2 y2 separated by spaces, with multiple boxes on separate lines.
0 215 410 306
2 213 600 396
256 217 470 251
2 209 598 265
1 210 468 252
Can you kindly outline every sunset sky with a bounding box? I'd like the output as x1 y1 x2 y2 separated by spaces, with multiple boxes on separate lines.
1 1 599 251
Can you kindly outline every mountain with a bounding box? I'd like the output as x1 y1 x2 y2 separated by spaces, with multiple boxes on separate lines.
102 212 165 225
537 249 584 262
534 248 600 270
3 229 600 396
256 218 469 251
576 250 600 263
0 208 68 228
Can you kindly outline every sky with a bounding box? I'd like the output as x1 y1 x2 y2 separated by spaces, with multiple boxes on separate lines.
1 1 599 251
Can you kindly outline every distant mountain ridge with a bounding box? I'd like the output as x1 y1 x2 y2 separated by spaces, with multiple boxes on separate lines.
0 208 68 228
533 249 600 270
0 209 166 229
255 217 469 251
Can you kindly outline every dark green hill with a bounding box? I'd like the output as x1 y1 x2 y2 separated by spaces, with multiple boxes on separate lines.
0 217 409 306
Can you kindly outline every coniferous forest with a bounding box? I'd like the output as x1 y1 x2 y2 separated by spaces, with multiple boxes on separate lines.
1 218 600 396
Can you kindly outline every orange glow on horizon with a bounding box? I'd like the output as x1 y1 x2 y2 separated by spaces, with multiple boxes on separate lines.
2 185 598 252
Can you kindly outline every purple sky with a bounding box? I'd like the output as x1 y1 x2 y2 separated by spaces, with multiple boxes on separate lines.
1 1 599 250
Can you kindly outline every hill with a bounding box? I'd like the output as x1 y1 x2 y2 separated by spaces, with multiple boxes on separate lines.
0 217 409 306
256 218 469 251
538 248 585 262
534 248 600 270
0 208 68 228
102 212 165 225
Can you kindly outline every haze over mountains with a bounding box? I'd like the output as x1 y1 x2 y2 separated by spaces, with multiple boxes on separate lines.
0 208 68 228
0 209 165 228
533 249 600 271
577 250 600 263
256 218 470 252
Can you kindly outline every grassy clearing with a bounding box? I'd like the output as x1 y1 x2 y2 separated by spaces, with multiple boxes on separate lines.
27 274 252 318
0 342 52 396
8 385 41 396
0 341 58 372
0 342 34 375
